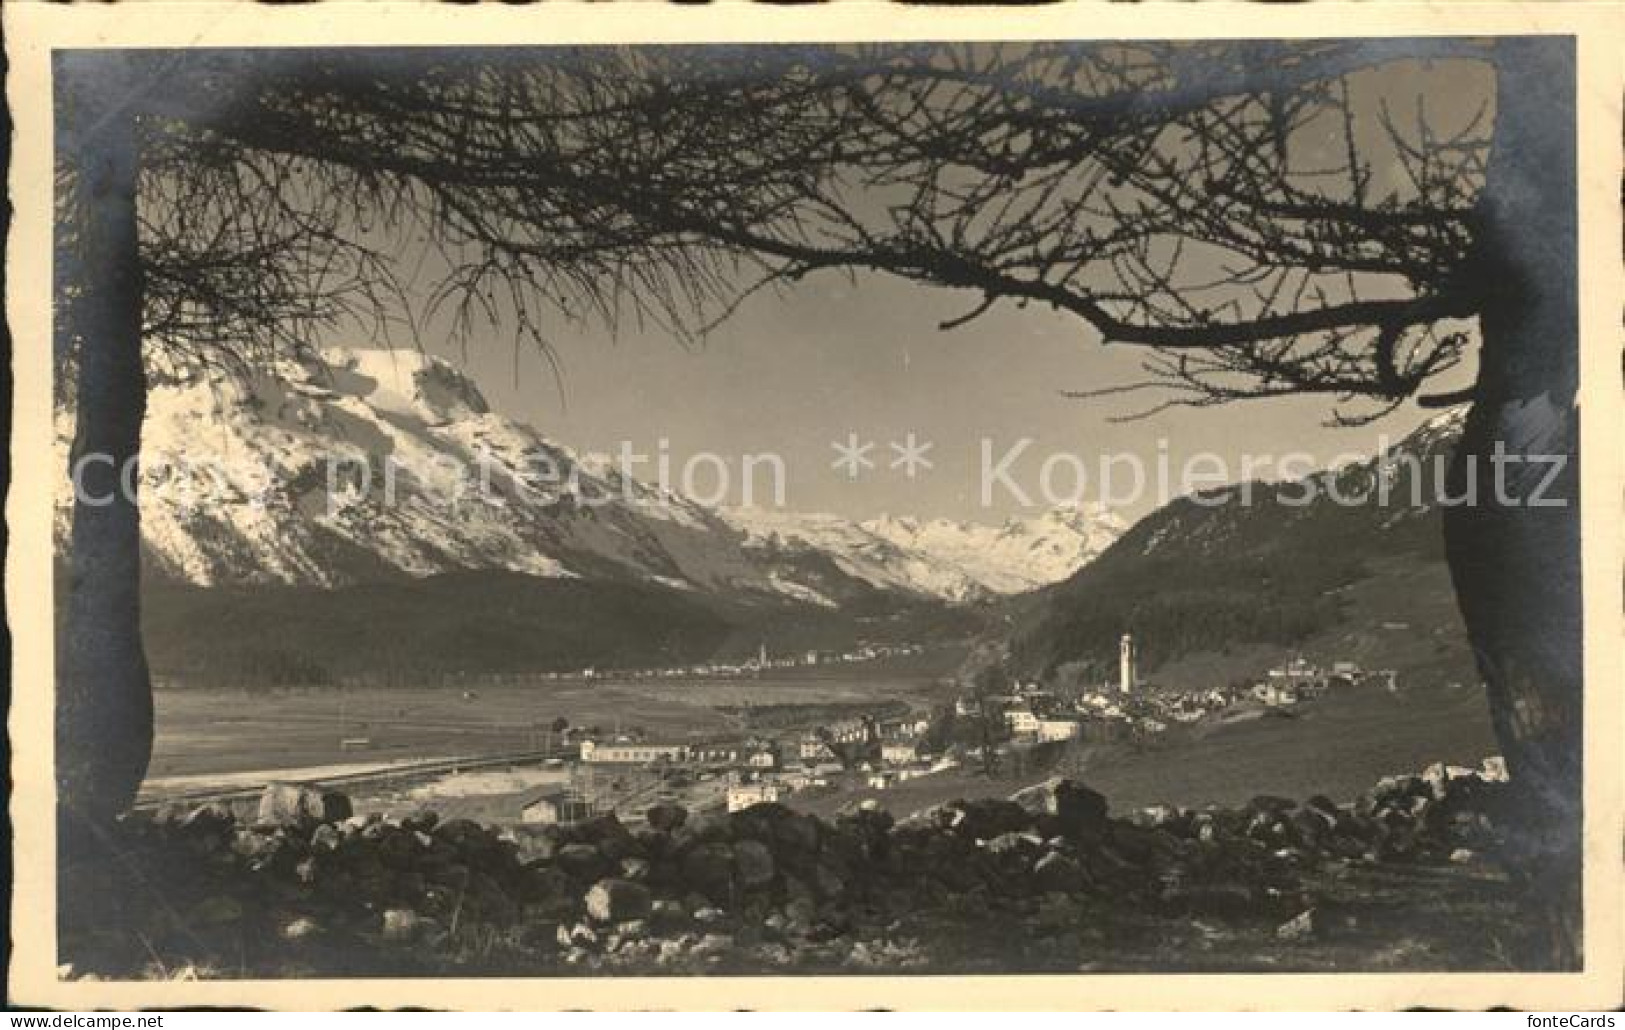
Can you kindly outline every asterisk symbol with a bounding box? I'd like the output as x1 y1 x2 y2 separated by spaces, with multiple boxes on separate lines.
831 433 876 480
889 433 935 478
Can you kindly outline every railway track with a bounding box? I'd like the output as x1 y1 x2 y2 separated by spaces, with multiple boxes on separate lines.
133 746 572 810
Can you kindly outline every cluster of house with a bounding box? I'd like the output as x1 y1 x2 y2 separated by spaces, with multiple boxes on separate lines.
554 712 951 814
955 687 1104 741
857 754 960 792
958 650 1389 743
524 642 927 683
812 714 932 748
792 714 949 794
1248 658 1393 705
517 645 1397 828
578 738 781 769
520 735 800 823
718 758 889 812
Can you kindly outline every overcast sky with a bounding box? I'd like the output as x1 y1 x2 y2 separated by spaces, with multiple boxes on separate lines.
303 47 1489 527
413 267 1468 525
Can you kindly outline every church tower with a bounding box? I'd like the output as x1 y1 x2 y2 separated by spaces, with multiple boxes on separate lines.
1119 633 1136 695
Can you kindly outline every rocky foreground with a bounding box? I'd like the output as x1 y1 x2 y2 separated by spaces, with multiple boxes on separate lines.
61 759 1551 979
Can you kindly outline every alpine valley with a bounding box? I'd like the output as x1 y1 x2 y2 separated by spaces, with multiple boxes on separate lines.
54 348 1123 682
54 347 1469 689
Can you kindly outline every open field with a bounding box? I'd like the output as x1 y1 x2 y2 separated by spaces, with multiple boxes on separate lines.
145 641 1497 830
1061 679 1498 808
144 656 961 787
791 678 1499 820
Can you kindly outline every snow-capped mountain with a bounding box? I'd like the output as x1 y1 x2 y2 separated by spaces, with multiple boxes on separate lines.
55 347 1120 605
59 347 750 594
715 507 987 603
715 505 1126 601
863 507 1125 595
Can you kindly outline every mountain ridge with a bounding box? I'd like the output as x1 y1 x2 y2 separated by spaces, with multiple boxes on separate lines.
54 346 1123 607
1002 407 1473 690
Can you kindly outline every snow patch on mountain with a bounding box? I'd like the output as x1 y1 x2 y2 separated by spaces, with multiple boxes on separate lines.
718 504 1125 599
717 506 986 602
56 346 1123 601
863 506 1127 595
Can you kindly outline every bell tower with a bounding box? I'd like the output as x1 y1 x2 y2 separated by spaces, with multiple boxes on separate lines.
1119 633 1136 695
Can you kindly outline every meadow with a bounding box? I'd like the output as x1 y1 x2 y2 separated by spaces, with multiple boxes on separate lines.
144 644 1499 827
143 664 957 789
791 677 1500 819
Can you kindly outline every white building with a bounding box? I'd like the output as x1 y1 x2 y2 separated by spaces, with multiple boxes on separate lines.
1269 656 1320 688
826 718 874 744
880 742 918 765
726 782 782 812
1260 681 1300 707
1036 718 1082 742
580 740 689 764
747 749 778 770
799 736 835 761
1004 708 1041 735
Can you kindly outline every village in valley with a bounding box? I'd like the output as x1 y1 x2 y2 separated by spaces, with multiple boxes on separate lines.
43 30 1593 989
505 635 1400 833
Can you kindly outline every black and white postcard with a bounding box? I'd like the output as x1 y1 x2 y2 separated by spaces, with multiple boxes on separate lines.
6 1 1622 1011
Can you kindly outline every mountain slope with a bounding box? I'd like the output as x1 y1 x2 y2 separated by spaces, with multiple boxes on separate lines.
139 572 737 685
56 346 1120 606
53 347 1126 683
98 347 843 601
718 508 972 603
863 507 1125 595
1006 409 1474 688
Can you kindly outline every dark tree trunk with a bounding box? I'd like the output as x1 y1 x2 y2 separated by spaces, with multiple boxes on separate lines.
1444 37 1582 967
57 56 152 837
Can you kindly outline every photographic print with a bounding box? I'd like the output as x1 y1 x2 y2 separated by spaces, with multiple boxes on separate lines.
7 2 1623 1011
